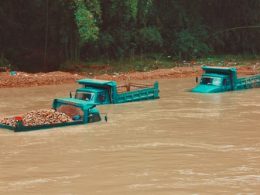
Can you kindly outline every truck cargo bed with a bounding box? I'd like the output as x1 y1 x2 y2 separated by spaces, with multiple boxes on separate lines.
116 83 159 103
236 75 260 90
0 120 84 132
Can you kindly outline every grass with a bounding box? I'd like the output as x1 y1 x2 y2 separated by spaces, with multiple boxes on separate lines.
197 54 260 66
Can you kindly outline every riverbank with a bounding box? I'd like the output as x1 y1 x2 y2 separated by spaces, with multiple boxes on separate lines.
0 64 259 88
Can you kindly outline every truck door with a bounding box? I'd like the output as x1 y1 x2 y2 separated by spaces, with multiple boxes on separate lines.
223 78 231 91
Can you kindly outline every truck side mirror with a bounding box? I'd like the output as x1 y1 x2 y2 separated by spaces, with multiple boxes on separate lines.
196 77 199 83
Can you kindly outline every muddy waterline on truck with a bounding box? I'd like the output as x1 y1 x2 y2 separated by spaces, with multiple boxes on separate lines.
0 79 260 194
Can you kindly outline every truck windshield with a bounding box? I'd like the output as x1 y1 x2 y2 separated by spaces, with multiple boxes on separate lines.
75 92 92 101
201 77 222 86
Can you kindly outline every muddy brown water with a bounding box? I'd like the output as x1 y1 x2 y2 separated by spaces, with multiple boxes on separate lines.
0 79 260 194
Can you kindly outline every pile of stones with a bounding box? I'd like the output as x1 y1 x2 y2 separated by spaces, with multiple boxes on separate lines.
0 109 73 127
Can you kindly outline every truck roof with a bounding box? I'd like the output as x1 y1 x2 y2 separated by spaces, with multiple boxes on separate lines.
77 79 116 87
54 98 96 108
202 65 237 74
77 87 104 93
203 73 228 78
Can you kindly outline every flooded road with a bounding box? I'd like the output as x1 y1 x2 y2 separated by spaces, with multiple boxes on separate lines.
0 79 260 194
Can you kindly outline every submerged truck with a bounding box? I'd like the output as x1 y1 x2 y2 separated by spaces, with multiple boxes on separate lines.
192 66 260 93
67 79 159 105
0 99 103 132
0 78 159 132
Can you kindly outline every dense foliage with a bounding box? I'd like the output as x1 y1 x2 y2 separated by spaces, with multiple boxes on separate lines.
0 0 259 71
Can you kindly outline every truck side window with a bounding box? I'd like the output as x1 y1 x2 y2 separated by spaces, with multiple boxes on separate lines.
98 94 105 102
76 92 92 100
201 77 213 85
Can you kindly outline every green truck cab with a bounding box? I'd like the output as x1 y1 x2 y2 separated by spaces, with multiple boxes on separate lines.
68 79 159 105
52 98 101 123
192 66 260 93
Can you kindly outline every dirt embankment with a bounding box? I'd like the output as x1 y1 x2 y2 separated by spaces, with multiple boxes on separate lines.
0 71 82 88
0 65 259 88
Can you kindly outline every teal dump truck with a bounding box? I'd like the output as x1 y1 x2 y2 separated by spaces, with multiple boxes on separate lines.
67 79 159 105
192 66 260 93
0 99 103 132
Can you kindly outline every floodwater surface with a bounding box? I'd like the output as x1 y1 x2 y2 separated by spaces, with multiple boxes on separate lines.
0 79 260 194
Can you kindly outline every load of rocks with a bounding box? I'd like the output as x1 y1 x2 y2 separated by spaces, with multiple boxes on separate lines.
0 118 16 127
0 109 73 127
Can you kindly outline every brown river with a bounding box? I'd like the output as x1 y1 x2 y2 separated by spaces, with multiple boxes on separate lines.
0 79 260 194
